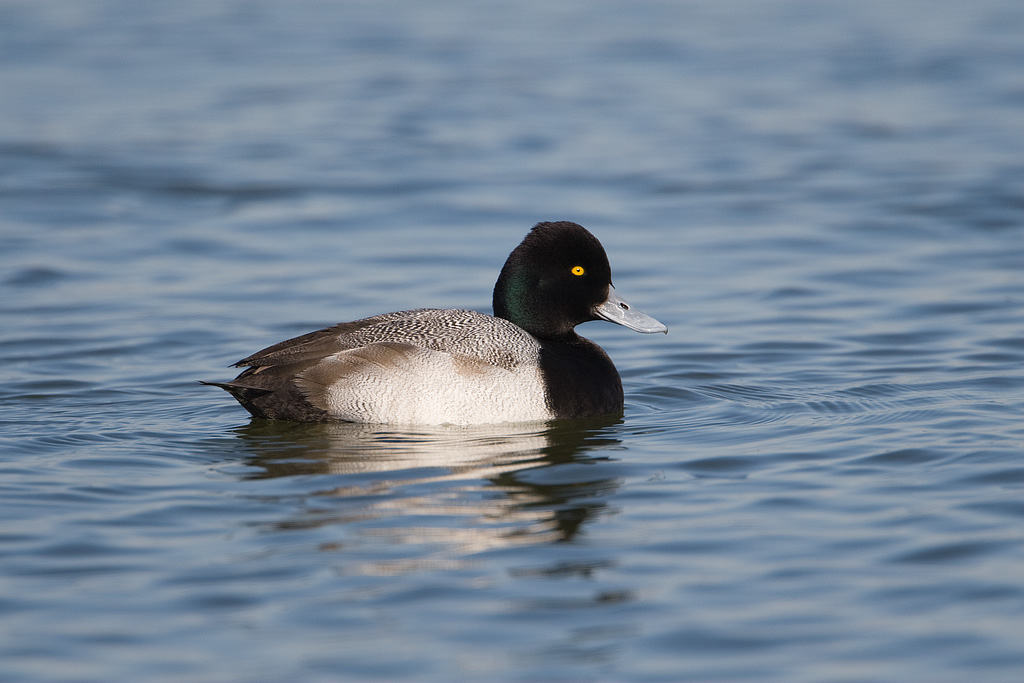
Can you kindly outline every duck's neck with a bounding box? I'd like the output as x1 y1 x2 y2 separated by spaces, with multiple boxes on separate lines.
493 279 580 340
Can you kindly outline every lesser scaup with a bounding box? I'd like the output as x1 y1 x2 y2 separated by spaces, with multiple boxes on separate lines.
204 221 666 424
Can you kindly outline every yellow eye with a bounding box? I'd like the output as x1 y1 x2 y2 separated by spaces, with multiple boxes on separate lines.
571 265 585 276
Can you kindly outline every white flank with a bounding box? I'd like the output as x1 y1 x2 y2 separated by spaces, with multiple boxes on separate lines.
317 346 552 425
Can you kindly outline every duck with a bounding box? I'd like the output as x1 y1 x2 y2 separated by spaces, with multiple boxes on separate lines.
203 221 666 424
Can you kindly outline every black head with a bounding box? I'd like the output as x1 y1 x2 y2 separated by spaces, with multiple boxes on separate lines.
493 221 614 339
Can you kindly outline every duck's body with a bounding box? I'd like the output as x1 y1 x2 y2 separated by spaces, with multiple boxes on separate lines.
205 221 665 425
206 308 622 424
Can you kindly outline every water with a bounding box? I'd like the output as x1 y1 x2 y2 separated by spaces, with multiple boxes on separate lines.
2 0 1023 680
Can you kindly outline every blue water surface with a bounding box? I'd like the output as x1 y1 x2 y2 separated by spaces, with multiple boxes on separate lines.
2 1 1023 681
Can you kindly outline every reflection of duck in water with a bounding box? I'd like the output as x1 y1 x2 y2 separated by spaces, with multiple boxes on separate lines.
232 419 624 564
205 222 665 424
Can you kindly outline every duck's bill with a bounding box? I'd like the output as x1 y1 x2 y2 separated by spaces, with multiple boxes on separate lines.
594 286 668 334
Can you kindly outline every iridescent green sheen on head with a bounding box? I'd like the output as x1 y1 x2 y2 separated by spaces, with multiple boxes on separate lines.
492 221 612 339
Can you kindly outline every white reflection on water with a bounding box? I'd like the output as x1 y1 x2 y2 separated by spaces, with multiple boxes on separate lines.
229 418 625 575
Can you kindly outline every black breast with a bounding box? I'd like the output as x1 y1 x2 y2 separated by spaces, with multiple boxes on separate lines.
537 338 624 419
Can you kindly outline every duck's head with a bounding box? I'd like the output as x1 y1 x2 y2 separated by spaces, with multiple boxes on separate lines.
493 221 667 340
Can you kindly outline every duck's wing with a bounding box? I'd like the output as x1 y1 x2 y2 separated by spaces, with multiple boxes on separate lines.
206 341 450 422
232 314 409 368
205 309 541 422
234 308 530 370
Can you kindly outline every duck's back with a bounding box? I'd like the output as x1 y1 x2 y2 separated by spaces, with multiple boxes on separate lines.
214 309 552 424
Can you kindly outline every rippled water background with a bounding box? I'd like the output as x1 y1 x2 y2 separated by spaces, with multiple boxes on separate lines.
2 1 1023 681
